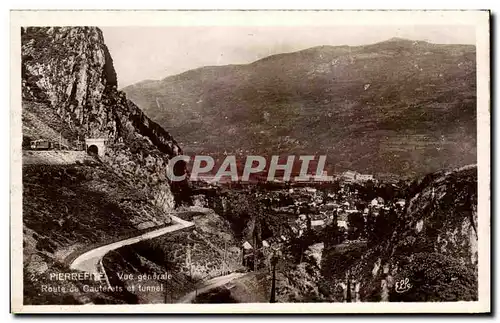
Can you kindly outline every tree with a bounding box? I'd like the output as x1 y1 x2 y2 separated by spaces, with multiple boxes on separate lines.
269 252 279 303
366 208 377 244
324 210 342 247
132 240 179 303
224 192 264 240
372 208 390 243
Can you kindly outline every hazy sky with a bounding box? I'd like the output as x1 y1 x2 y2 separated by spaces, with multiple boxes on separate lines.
101 25 475 88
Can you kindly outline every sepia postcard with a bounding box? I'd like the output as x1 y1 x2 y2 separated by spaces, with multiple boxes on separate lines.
10 10 490 314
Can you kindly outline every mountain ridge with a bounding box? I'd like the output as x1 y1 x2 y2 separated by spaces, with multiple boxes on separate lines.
121 38 474 89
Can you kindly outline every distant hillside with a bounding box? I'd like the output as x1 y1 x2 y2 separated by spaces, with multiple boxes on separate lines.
21 27 189 305
124 38 477 177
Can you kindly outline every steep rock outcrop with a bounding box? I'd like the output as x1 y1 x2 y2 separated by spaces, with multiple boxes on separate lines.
22 27 116 135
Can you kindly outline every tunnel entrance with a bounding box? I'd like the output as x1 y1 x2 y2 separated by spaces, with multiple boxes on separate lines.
87 144 99 156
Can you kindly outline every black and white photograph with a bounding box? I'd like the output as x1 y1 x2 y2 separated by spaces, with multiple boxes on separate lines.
10 10 490 313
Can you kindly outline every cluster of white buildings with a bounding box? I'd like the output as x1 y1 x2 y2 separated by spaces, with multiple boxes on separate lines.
342 170 374 183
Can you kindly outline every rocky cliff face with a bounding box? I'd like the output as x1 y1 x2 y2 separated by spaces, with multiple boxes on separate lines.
22 26 189 211
346 165 478 301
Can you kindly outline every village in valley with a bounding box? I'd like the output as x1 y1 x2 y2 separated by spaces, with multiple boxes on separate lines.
190 167 410 273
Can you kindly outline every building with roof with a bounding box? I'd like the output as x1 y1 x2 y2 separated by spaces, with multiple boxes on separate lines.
356 174 374 182
342 170 358 182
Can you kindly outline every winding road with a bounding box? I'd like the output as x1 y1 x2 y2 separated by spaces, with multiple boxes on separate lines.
69 214 194 275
